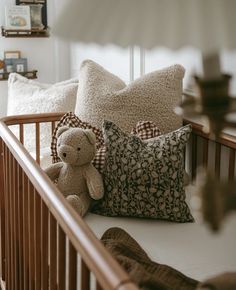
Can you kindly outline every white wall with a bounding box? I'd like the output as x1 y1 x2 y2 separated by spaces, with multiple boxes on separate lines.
0 0 71 117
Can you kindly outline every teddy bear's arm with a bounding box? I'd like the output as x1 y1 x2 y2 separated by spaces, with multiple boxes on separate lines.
45 162 63 181
84 165 104 200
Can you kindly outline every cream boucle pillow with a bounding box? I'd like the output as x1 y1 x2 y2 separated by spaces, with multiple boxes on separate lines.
75 60 184 133
7 73 78 151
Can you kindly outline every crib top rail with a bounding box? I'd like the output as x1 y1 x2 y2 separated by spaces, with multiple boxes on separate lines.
1 112 65 126
184 118 236 149
2 112 236 148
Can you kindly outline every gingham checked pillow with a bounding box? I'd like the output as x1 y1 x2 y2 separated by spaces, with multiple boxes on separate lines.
51 112 104 163
51 113 161 171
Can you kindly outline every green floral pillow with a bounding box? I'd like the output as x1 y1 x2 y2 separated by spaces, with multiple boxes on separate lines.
92 121 193 222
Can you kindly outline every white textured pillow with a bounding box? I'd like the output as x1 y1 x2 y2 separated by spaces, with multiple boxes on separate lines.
75 60 184 133
7 73 78 151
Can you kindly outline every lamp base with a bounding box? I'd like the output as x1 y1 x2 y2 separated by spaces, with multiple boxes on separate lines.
194 74 232 137
195 74 231 108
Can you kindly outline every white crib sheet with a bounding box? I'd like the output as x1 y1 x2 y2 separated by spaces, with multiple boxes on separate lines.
85 209 236 282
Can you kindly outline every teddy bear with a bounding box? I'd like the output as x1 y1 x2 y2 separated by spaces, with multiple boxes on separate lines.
45 126 104 216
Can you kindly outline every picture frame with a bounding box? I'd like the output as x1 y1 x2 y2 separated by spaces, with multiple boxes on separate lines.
4 50 21 59
16 0 47 28
12 58 28 72
5 5 31 30
4 59 14 73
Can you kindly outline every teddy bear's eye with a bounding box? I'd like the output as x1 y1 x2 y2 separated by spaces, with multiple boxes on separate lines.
77 147 81 151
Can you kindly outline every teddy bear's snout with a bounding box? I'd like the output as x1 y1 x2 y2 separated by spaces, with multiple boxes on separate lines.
58 145 78 163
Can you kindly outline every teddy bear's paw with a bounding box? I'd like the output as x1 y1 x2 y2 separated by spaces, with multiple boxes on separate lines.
66 195 86 216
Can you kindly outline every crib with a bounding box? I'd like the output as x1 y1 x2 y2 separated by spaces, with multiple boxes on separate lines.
0 112 236 290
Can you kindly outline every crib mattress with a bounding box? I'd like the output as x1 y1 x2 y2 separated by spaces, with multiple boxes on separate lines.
85 209 236 282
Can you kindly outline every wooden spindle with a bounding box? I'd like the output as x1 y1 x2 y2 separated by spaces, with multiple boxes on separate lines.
35 123 40 165
215 143 221 178
0 140 6 281
68 241 77 290
202 138 209 168
58 226 66 290
81 259 90 290
18 164 24 290
49 213 57 290
191 134 197 181
34 190 41 290
19 124 24 145
13 156 19 290
28 182 35 290
4 145 9 289
228 148 235 181
23 174 29 290
41 201 48 290
51 121 56 137
9 151 14 290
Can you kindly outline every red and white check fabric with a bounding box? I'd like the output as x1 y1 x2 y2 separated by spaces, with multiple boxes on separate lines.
51 112 104 163
51 113 161 171
131 121 161 140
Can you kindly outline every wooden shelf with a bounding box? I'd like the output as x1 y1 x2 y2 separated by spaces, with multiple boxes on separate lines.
0 70 38 81
1 26 49 38
17 1 45 3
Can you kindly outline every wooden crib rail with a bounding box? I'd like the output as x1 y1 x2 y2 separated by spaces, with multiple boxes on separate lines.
183 118 236 182
1 113 236 290
0 116 138 290
1 113 66 166
1 112 65 126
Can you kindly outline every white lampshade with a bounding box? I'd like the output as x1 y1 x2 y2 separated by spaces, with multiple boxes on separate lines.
54 0 236 53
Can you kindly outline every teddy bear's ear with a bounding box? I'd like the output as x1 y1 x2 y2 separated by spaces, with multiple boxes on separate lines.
56 126 70 138
83 129 96 145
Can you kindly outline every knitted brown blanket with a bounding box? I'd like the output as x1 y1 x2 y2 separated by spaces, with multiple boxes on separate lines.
101 227 199 290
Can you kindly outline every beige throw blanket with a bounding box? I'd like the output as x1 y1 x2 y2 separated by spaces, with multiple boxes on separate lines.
196 272 236 290
101 227 236 290
101 227 199 290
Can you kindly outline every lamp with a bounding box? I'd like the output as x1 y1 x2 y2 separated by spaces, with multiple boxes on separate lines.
53 0 236 231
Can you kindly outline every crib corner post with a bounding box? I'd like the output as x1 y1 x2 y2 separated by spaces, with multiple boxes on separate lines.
0 137 6 285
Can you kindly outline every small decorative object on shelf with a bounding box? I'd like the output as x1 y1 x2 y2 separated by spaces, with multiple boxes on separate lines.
16 0 47 29
4 50 21 59
1 26 49 37
12 58 28 72
5 5 31 30
29 4 44 29
0 70 37 81
0 60 4 74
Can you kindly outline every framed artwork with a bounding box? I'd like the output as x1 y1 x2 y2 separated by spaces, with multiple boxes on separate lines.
4 59 14 73
5 5 31 30
4 50 21 59
12 58 28 72
16 0 47 28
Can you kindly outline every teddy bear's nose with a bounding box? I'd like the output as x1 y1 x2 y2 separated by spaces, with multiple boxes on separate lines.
63 153 67 157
